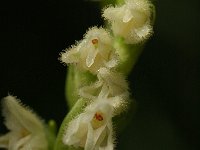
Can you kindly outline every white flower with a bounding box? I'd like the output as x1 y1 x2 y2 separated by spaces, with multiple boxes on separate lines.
103 0 153 44
79 67 129 115
60 27 119 74
79 67 129 100
0 96 48 150
63 100 114 150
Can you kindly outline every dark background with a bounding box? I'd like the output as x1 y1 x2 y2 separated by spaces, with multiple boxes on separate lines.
0 0 200 149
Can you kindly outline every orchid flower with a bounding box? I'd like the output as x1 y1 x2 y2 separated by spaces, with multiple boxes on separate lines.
0 96 48 150
63 100 114 150
103 0 153 44
60 27 119 74
79 67 129 100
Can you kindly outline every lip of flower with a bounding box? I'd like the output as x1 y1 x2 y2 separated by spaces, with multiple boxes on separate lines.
60 27 119 74
0 96 48 150
63 100 114 150
103 0 153 44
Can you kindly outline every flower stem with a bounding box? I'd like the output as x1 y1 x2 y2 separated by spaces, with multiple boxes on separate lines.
54 98 88 150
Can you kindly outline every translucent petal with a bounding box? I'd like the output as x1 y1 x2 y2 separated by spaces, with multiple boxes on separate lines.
0 96 48 150
123 9 133 23
86 48 98 67
2 96 43 133
103 0 153 44
60 27 118 74
63 100 114 149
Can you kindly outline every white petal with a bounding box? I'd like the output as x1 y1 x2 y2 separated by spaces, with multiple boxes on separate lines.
11 134 31 150
63 100 114 149
103 6 124 22
0 133 9 148
60 27 118 74
86 48 98 67
104 52 119 69
98 84 109 99
63 112 93 147
134 23 152 39
0 96 48 150
98 68 129 97
103 0 153 44
79 81 102 100
2 96 44 133
123 9 133 23
60 47 80 64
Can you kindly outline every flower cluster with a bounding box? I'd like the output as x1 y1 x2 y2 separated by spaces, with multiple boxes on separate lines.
60 0 153 149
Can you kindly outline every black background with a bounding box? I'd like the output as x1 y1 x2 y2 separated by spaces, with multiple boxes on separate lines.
0 0 200 149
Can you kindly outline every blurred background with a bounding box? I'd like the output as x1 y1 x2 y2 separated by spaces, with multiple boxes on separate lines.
0 0 200 149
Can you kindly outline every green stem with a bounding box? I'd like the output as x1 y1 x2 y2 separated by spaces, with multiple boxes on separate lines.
46 120 57 150
114 37 145 75
54 98 87 150
66 66 96 109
